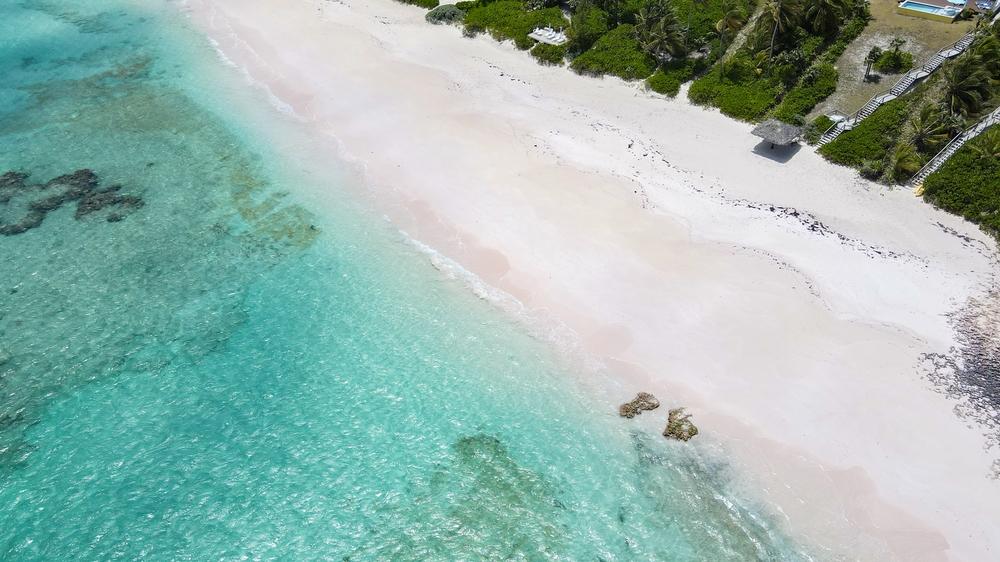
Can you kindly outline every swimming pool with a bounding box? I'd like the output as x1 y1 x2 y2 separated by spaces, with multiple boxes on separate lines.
898 0 960 20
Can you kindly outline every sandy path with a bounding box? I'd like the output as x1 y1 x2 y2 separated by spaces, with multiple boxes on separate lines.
180 0 1000 558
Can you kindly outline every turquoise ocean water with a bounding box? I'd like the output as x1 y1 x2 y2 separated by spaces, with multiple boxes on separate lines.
0 1 812 559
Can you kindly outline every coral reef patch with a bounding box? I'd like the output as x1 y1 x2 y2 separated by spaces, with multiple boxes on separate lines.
347 433 567 559
0 169 143 235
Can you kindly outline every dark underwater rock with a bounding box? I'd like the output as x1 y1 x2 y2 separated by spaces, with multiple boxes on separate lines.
0 211 45 236
0 168 143 235
47 168 99 190
663 408 698 441
619 392 660 418
29 192 70 213
0 171 30 204
348 432 567 559
0 171 28 190
75 187 144 219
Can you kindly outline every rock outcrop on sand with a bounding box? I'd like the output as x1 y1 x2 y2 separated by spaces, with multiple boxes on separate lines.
0 169 143 236
618 392 660 418
663 408 699 441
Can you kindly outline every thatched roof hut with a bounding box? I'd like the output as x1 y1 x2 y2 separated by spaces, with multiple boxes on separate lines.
751 119 803 146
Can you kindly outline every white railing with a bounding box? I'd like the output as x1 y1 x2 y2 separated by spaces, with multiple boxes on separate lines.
910 106 1000 186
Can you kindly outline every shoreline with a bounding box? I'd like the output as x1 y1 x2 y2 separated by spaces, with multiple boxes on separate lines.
182 0 1000 559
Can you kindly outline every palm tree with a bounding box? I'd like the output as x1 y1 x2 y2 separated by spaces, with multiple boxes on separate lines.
908 104 951 154
804 0 847 37
863 46 882 81
939 109 967 138
715 1 748 42
970 33 1000 78
635 0 687 60
763 0 803 56
891 143 923 182
942 57 992 117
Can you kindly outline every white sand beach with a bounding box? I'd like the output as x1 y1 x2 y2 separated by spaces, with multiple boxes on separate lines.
181 0 999 558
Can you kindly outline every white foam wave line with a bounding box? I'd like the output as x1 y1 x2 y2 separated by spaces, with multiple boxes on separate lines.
200 7 303 121
400 231 606 373
187 0 620 391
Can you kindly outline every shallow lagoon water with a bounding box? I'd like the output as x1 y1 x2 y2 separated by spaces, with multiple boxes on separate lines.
0 1 812 559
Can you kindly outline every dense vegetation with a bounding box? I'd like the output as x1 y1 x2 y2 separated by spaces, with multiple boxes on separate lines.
647 58 705 95
688 56 782 119
772 62 837 121
923 126 1000 235
818 95 913 170
688 0 869 121
463 1 567 50
438 0 754 88
531 42 568 64
570 24 657 78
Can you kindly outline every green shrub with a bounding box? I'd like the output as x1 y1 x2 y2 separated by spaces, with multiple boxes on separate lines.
714 80 781 121
568 3 610 53
772 63 838 123
687 73 720 103
426 4 465 23
689 60 781 122
463 1 566 50
688 52 787 121
570 24 656 80
646 59 703 97
687 62 725 102
804 114 834 144
859 158 885 180
874 50 914 74
398 0 439 9
455 1 479 9
923 126 1000 235
685 0 867 120
800 36 824 60
530 42 567 65
819 96 912 167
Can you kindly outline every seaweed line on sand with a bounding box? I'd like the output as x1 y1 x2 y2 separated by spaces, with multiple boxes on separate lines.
921 288 1000 479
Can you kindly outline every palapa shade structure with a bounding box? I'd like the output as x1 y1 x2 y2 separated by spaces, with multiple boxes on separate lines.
751 119 803 146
